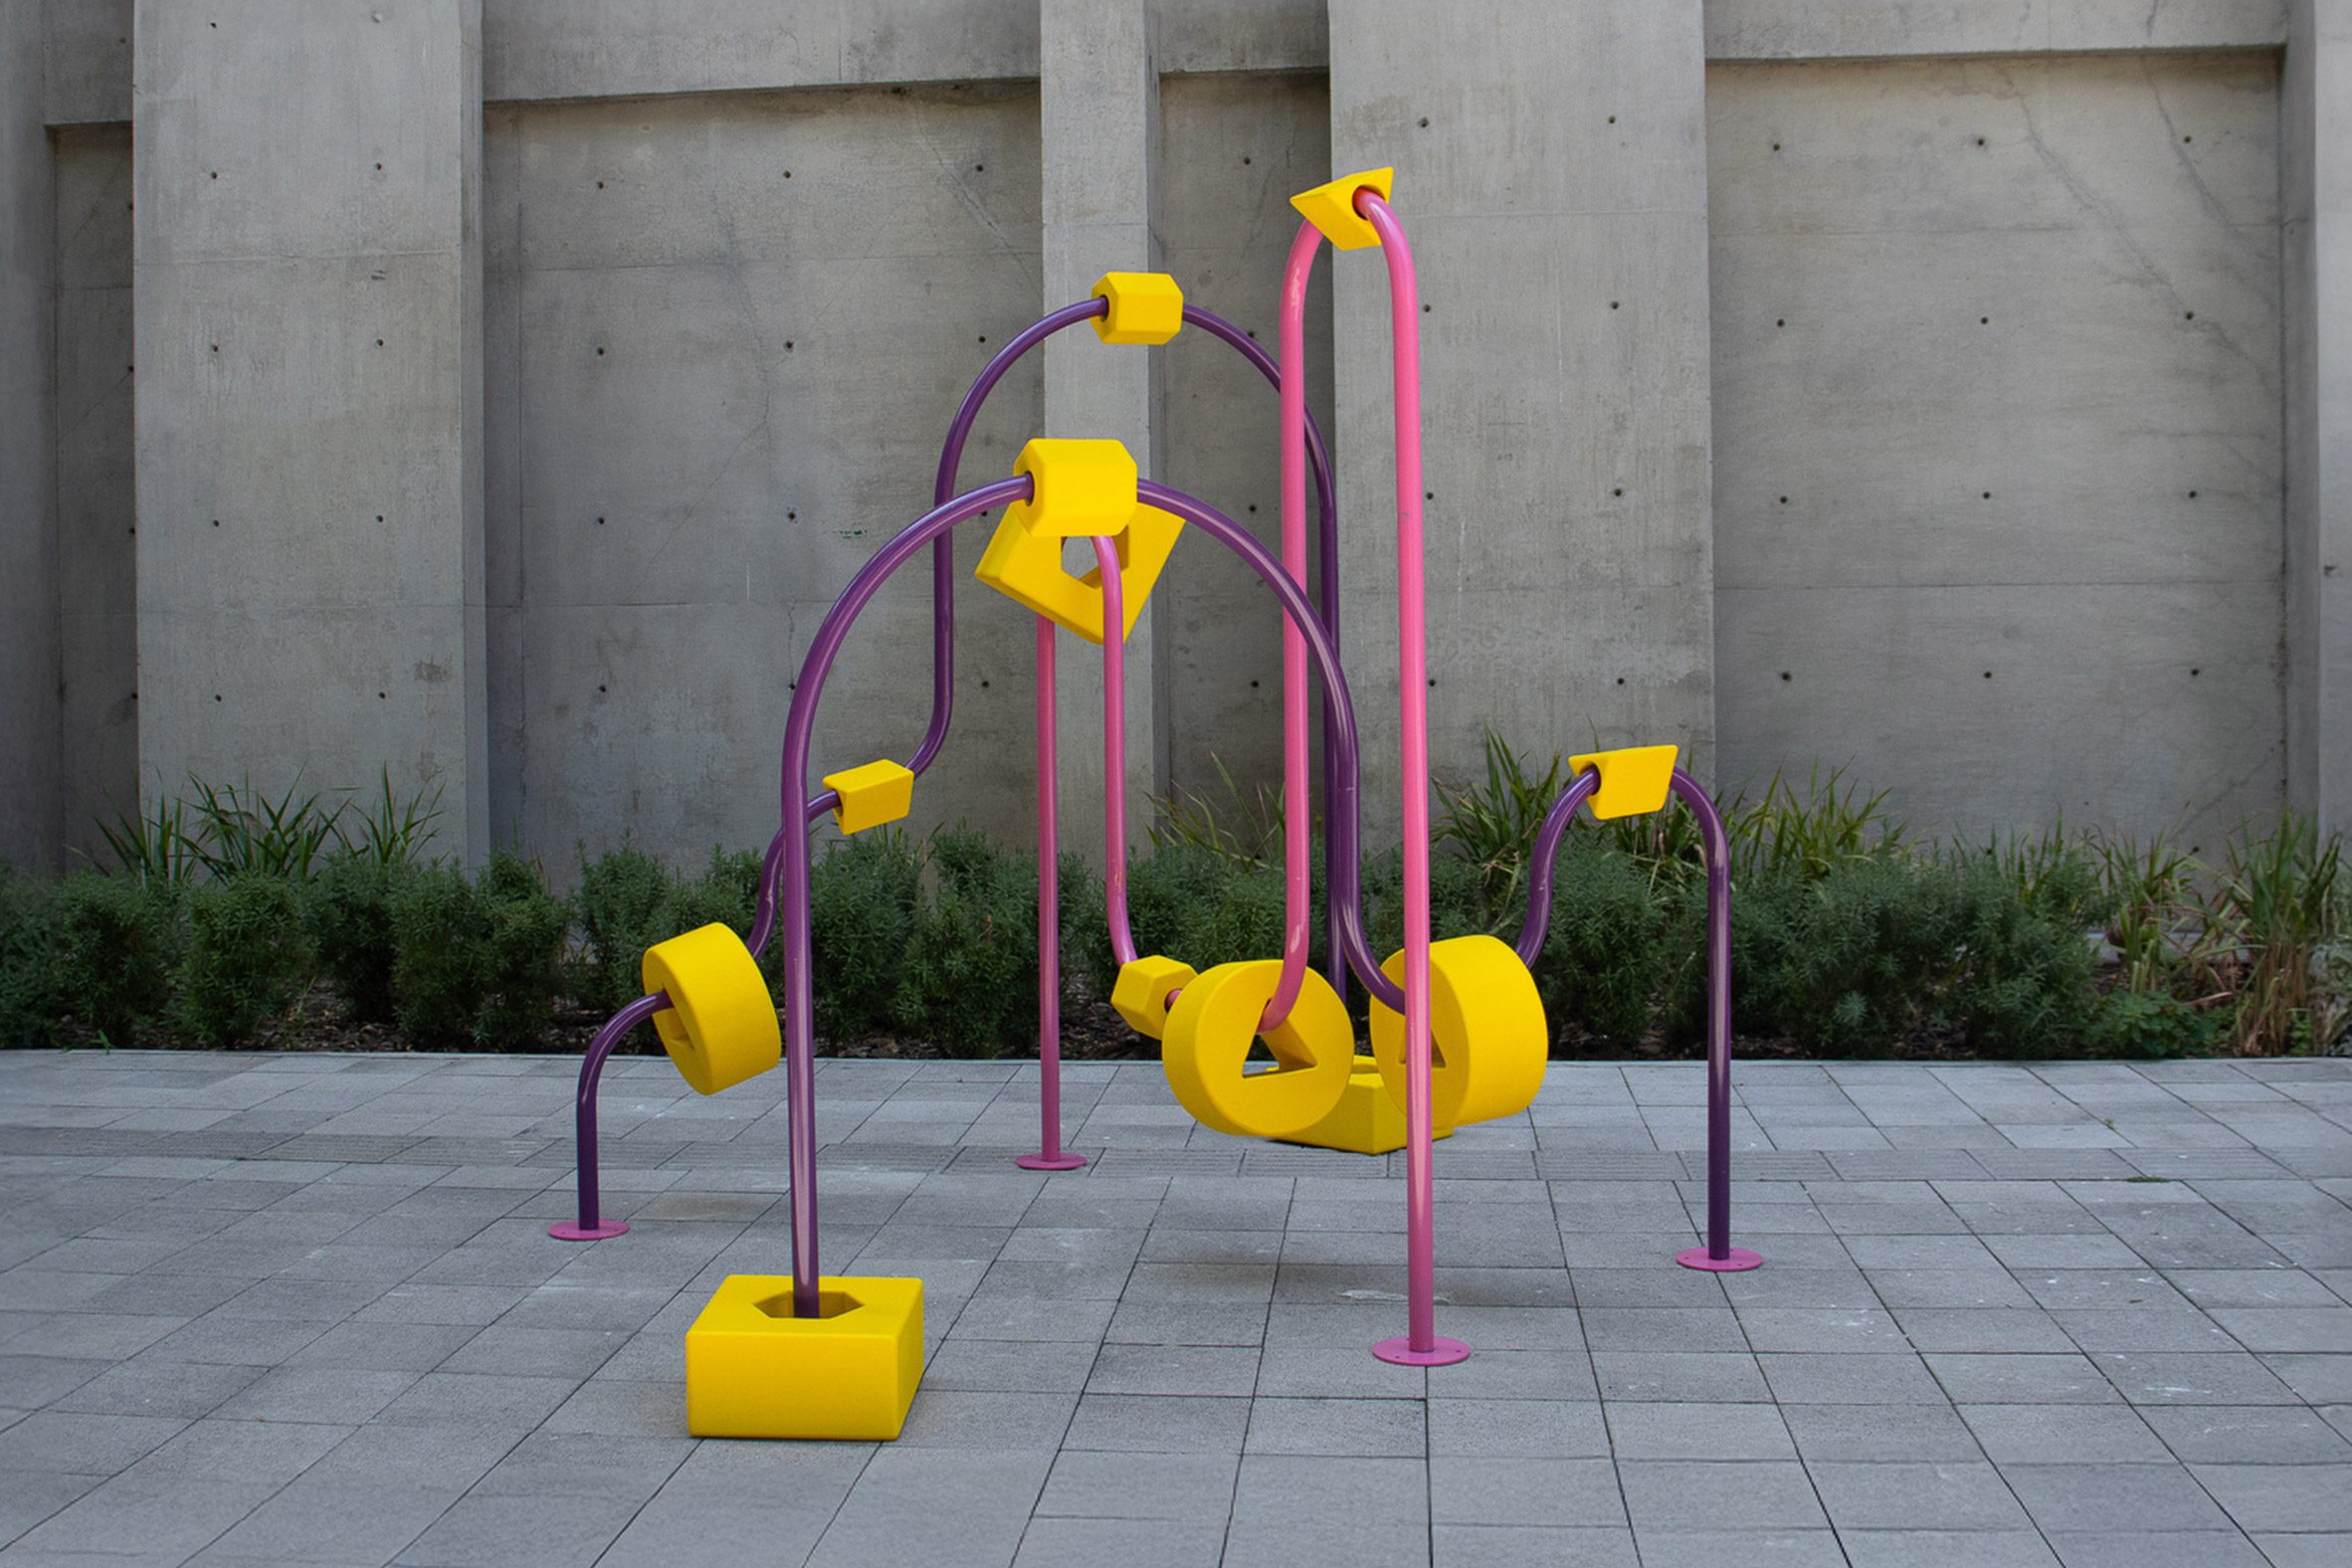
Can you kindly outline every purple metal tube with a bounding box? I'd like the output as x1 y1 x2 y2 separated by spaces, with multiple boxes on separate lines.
1513 770 1606 966
548 989 670 1241
1018 615 1086 1172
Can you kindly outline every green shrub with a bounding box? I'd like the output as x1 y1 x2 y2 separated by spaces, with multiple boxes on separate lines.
306 855 408 1024
1530 840 1667 1047
1730 859 1961 1057
810 830 921 1035
2088 989 2224 1059
389 863 482 1049
666 847 763 954
178 877 313 1045
1943 858 2097 1058
893 829 1038 1054
572 841 673 1014
0 869 51 1048
475 852 570 1049
46 873 182 1043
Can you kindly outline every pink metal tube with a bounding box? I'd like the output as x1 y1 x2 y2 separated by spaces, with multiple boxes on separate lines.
1095 536 1138 967
1357 190 1465 1368
1263 220 1326 1030
1018 615 1086 1172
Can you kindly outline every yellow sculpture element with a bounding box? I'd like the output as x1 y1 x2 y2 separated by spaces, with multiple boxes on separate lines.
1368 934 1548 1127
642 923 781 1096
1162 960 1353 1138
684 1274 923 1440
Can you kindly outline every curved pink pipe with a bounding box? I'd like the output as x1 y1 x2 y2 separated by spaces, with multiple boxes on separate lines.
1356 190 1444 1358
1094 535 1138 966
1263 220 1326 1029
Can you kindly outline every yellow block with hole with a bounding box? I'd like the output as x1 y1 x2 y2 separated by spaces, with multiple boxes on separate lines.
642 923 781 1096
823 758 914 834
1007 438 1139 539
1091 273 1185 345
684 1274 923 1440
1290 166 1394 251
974 501 1182 645
1111 954 1198 1040
1162 961 1353 1138
1568 744 1679 820
1277 1054 1455 1156
1368 934 1548 1127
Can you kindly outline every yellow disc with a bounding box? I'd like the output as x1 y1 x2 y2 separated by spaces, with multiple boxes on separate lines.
1368 934 1548 1127
641 924 782 1096
1161 960 1353 1138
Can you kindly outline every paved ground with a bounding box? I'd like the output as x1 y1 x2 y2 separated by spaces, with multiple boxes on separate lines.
2 1050 2351 1567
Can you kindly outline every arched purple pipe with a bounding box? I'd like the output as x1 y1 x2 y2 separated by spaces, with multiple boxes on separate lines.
549 990 669 1240
1514 764 1757 1273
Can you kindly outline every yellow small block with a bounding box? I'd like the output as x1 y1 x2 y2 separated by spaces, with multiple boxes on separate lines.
1567 744 1679 820
643 924 781 1096
824 758 915 835
973 501 1182 645
685 1274 924 1441
1007 438 1140 539
1278 1056 1455 1155
1091 272 1185 345
1111 954 1198 1040
1290 166 1395 251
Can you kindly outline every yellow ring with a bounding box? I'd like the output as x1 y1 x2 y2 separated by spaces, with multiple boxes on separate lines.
1161 960 1353 1138
1368 935 1548 1127
642 924 782 1096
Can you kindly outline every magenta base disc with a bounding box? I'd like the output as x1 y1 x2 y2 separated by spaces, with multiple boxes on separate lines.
1371 1335 1471 1367
1676 1246 1763 1273
1015 1151 1089 1171
548 1220 629 1241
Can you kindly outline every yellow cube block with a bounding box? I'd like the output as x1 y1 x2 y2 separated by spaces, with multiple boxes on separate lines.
1290 166 1394 251
1567 744 1679 820
685 1274 924 1441
1278 1055 1456 1156
1090 272 1186 345
1110 954 1198 1040
824 759 914 835
973 501 1182 646
1007 438 1139 539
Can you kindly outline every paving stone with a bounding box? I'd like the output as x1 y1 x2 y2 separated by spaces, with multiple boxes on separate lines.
1617 1459 1828 1529
1807 1460 2033 1529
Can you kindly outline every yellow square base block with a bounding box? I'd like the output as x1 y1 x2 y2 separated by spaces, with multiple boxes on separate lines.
685 1274 923 1440
1276 1056 1454 1156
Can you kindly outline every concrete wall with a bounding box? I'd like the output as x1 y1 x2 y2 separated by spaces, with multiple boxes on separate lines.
2 5 60 871
1709 51 2286 850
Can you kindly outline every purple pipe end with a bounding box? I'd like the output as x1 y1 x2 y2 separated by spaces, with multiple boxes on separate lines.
1675 1246 1763 1274
549 1220 630 1242
1372 1334 1470 1367
1014 1151 1088 1172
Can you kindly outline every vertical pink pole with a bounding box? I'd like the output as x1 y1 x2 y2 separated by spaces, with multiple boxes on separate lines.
1018 616 1086 1172
1093 537 1137 966
1263 221 1327 1029
1360 191 1466 1368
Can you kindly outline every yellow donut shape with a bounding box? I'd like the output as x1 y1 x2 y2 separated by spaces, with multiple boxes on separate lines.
642 924 782 1096
1161 960 1353 1138
1368 935 1548 1127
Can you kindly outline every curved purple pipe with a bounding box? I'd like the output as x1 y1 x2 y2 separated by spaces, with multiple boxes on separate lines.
554 989 670 1238
1513 769 1606 965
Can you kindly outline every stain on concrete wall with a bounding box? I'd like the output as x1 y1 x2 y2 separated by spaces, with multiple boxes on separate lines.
1709 51 2284 849
485 83 1047 871
1156 69 1333 804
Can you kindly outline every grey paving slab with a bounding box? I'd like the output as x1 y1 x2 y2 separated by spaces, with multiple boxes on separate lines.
1 1051 2346 1565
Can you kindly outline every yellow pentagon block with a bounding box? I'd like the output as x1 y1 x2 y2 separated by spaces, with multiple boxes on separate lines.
823 758 915 835
1112 954 1198 1040
1090 272 1186 345
643 924 781 1096
1277 1055 1456 1156
1007 438 1139 539
1163 960 1353 1138
685 1274 923 1440
1290 166 1394 251
1568 744 1679 821
973 501 1182 646
1369 935 1548 1127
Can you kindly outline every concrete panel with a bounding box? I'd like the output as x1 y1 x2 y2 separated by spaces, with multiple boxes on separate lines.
53 125 137 851
133 0 488 853
1151 0 1328 75
483 0 1038 104
1327 0 1717 837
485 84 1046 870
1156 69 1333 799
1709 52 2284 844
1704 1 2288 61
44 0 131 126
1 3 60 869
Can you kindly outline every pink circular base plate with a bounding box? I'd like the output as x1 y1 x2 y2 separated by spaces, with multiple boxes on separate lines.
1015 1151 1089 1171
1676 1246 1763 1273
1372 1335 1471 1367
548 1220 629 1241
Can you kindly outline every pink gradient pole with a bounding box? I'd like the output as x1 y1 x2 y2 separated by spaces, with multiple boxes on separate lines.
1263 221 1326 1030
1358 190 1467 1368
1019 615 1087 1172
1093 536 1138 967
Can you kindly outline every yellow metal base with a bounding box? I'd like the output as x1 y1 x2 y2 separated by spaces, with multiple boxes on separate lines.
684 1274 923 1440
1275 1055 1455 1156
